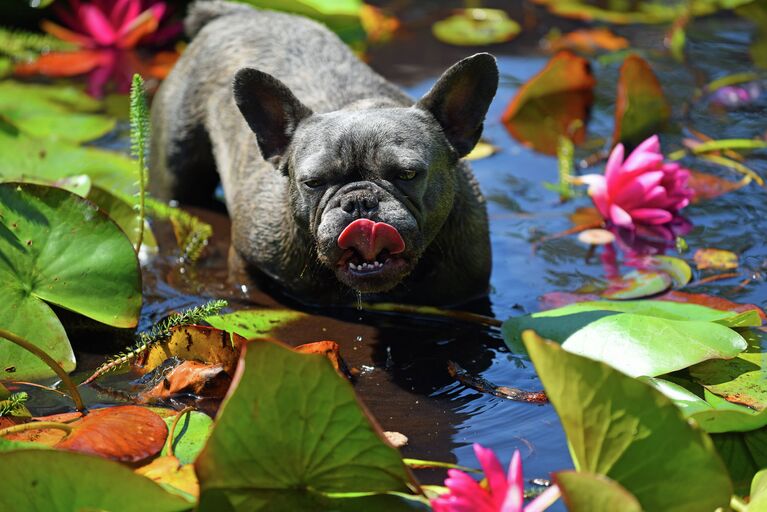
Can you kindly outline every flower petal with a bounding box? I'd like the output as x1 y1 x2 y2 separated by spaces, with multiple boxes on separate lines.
605 143 625 191
501 450 524 512
609 204 634 228
474 444 508 507
631 208 673 225
79 3 118 45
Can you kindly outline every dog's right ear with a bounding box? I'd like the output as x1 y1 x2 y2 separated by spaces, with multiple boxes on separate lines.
233 68 313 161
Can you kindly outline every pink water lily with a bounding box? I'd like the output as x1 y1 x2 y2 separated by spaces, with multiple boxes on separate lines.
431 444 560 512
581 135 693 230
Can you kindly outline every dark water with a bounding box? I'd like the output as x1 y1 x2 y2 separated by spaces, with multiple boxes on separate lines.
16 6 767 505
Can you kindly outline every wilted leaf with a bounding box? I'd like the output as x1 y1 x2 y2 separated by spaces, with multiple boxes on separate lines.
502 51 595 155
136 360 232 403
432 8 520 46
577 228 614 245
360 5 400 43
0 183 141 380
556 471 642 512
464 140 498 161
524 332 733 511
694 248 739 270
136 455 200 499
570 206 603 228
546 27 629 54
602 270 671 299
613 54 670 147
294 340 347 374
0 450 191 511
55 405 167 462
196 340 416 504
687 169 748 202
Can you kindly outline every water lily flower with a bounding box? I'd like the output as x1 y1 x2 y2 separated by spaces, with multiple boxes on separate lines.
431 444 560 512
581 135 693 231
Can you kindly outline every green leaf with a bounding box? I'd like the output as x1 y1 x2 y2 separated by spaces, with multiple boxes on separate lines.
689 138 767 154
601 270 672 299
711 427 767 496
555 471 642 512
0 131 138 195
0 81 115 143
87 186 157 250
750 469 767 510
198 489 429 512
0 450 191 511
205 309 305 339
0 437 48 452
431 8 520 46
690 350 767 412
196 341 415 503
561 314 746 377
524 332 732 511
0 183 141 379
163 411 214 465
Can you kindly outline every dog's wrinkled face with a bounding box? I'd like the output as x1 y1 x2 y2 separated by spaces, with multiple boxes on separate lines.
233 53 498 294
286 109 457 292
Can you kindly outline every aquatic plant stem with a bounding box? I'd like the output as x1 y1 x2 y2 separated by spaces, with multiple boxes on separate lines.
0 328 85 412
730 495 748 512
0 421 72 438
130 74 149 254
164 406 194 458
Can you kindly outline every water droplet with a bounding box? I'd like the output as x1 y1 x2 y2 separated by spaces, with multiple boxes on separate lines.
355 291 362 310
240 284 248 294
355 335 363 343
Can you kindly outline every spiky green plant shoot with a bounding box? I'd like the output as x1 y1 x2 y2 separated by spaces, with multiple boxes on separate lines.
129 74 150 254
0 392 28 417
82 299 229 385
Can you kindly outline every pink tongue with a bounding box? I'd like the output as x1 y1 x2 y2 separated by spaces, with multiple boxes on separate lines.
338 219 405 261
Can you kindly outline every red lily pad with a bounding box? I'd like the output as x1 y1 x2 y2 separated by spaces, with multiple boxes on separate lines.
613 54 670 148
659 291 766 322
55 406 167 462
694 248 739 271
502 51 595 155
687 170 748 202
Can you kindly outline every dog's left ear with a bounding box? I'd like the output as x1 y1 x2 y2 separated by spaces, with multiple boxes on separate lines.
233 68 313 162
415 53 499 158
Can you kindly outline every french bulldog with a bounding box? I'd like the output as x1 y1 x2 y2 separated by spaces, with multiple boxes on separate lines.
150 1 498 306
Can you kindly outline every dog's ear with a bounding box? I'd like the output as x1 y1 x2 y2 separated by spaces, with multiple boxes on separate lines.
233 68 313 161
415 53 498 158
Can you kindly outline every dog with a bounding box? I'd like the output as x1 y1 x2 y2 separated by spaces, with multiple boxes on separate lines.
149 1 498 306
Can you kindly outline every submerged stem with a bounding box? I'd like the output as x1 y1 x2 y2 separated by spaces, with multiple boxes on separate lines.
0 421 72 438
0 328 85 412
164 406 194 458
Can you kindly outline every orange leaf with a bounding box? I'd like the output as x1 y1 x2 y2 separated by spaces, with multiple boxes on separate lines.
502 51 595 155
660 290 766 321
136 360 231 402
547 27 629 54
613 54 670 147
14 50 105 77
55 405 167 462
687 169 747 202
294 341 346 374
136 455 200 497
694 248 739 271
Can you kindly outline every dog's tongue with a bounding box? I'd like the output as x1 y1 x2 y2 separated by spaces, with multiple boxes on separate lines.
338 219 405 261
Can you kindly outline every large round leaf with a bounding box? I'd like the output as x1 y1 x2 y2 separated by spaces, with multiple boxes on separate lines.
555 471 642 512
196 340 415 503
524 332 732 511
0 183 141 379
0 450 191 512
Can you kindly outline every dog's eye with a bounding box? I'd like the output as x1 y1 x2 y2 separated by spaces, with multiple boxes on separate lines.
303 179 325 189
397 170 418 181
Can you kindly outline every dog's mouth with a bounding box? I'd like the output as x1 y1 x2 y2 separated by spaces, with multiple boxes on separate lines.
334 219 409 290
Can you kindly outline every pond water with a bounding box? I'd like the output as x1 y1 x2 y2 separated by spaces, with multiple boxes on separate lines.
15 5 767 505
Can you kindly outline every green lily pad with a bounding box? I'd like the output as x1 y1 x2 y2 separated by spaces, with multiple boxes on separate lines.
0 131 138 195
690 350 767 412
555 471 642 512
711 426 767 496
432 8 520 46
205 309 305 339
196 341 415 505
87 186 157 251
0 437 48 452
0 183 141 379
198 489 429 511
0 81 115 143
749 468 767 510
641 255 692 288
163 411 214 465
602 270 671 299
524 332 733 512
0 450 191 511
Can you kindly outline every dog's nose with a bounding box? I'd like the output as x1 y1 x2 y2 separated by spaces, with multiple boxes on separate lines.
340 190 379 217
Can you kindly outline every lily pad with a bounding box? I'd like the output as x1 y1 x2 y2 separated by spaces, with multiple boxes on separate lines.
163 410 214 465
524 332 733 512
555 471 642 512
690 349 767 412
694 248 739 270
0 450 191 511
613 54 670 148
87 186 157 250
432 8 520 46
205 309 305 339
501 51 595 155
195 340 416 505
0 183 141 379
602 270 672 299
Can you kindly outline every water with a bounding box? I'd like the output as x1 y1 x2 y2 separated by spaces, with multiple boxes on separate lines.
14 6 767 506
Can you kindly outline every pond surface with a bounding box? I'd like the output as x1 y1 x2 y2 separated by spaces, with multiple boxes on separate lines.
17 5 767 503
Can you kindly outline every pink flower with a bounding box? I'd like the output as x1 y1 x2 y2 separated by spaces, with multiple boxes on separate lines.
431 444 560 512
581 135 693 230
43 0 181 50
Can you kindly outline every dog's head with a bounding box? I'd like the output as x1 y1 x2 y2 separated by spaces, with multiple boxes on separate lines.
233 54 498 293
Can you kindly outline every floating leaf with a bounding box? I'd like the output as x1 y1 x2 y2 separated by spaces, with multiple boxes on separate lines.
577 228 614 245
360 5 400 43
661 290 766 321
570 206 603 228
0 183 141 379
690 349 767 412
687 169 748 202
54 406 167 462
602 270 671 299
162 410 213 465
432 8 520 46
464 140 497 161
613 54 670 147
524 332 733 511
545 27 629 54
632 255 692 288
501 51 595 155
195 341 416 505
136 455 199 499
0 451 190 511
750 468 767 510
711 424 767 495
205 309 305 340
556 471 641 512
136 360 232 403
88 186 157 250
694 248 739 270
